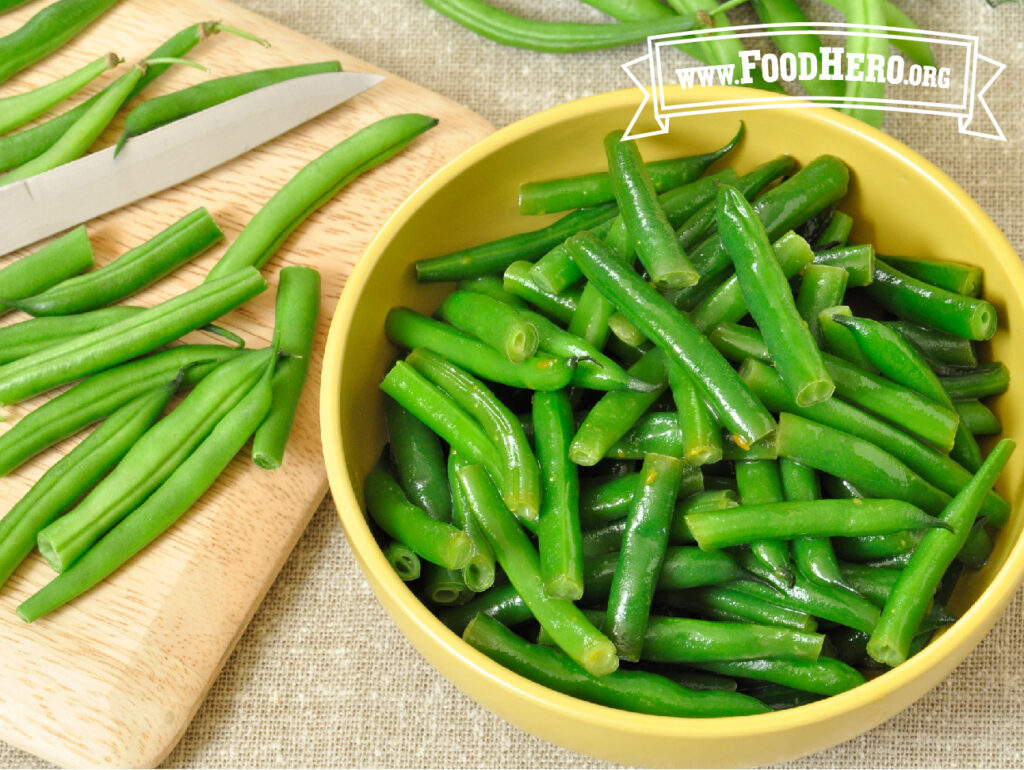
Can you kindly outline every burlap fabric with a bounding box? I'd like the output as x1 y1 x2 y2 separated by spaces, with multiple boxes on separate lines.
2 1 1022 767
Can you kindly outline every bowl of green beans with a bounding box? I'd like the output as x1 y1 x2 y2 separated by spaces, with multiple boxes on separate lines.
321 85 1024 767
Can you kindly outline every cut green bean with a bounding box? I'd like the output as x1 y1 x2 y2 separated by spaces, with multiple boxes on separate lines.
583 546 746 598
440 290 538 363
448 450 495 592
385 398 452 522
780 458 845 589
580 468 704 529
955 400 1001 436
887 321 978 368
666 359 723 465
819 306 877 372
421 563 475 605
665 585 817 632
502 261 580 324
383 540 422 582
796 264 849 344
690 657 864 696
815 211 853 248
880 255 982 297
939 363 1010 400
735 459 791 588
0 226 94 312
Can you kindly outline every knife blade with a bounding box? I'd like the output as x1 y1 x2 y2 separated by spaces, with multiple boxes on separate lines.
0 71 386 256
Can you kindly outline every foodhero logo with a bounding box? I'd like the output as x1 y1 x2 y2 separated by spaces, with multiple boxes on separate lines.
623 23 1004 140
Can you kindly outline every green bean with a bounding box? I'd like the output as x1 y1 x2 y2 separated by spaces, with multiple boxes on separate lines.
691 657 864 696
379 360 505 492
796 265 848 344
776 412 955 516
734 459 792 588
456 464 618 676
422 0 715 54
819 306 877 372
866 259 997 341
955 400 1001 436
837 564 957 633
605 412 685 460
421 563 475 605
0 307 143 363
0 226 94 313
385 398 451 522
1 61 147 185
533 391 583 599
666 359 722 465
115 61 342 154
605 131 698 289
868 440 1015 666
382 539 422 582
251 266 321 470
706 322 772 364
583 546 746 598
208 114 436 280
939 363 1010 400
718 184 833 406
750 0 844 98
440 290 538 363
519 127 741 215
0 386 171 588
606 453 686 661
0 52 121 135
407 349 541 521
834 531 922 562
641 615 824 664
502 261 580 324
0 344 238 477
464 614 768 716
886 321 978 368
36 349 276 572
721 434 778 461
448 451 495 592
879 255 982 297
11 208 223 316
0 0 32 12
578 0 674 21
815 211 853 249
839 0 888 128
0 0 122 86
438 582 531 633
386 308 573 391
690 230 814 333
0 267 266 406
18 353 277 623
567 232 776 446
580 467 704 529
0 22 249 173
956 519 994 570
458 275 526 307
779 458 845 589
569 349 667 466
666 585 817 632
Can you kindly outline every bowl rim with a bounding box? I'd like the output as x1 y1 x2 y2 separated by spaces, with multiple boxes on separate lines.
320 85 1024 739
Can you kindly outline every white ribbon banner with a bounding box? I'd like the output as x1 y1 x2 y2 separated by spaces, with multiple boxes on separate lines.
622 23 1005 141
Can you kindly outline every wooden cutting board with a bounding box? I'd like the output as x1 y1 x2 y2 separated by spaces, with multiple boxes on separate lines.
0 1 492 766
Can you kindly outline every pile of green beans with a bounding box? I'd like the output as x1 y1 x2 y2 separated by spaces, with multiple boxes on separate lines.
371 125 1014 718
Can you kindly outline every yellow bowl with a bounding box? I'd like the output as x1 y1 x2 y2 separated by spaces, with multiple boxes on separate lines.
320 86 1024 767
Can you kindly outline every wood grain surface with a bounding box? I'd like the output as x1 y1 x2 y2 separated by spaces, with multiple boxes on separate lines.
0 1 492 766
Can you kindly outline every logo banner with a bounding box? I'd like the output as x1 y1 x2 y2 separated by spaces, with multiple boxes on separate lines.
622 23 1005 141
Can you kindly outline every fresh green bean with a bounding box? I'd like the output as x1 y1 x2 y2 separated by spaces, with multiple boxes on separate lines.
386 308 573 391
0 226 94 312
867 439 1014 666
0 0 122 86
116 62 342 154
939 363 1010 400
464 614 768 716
208 114 437 280
36 349 276 572
566 231 776 446
955 400 1001 436
0 306 143 363
0 52 121 135
251 266 321 470
880 255 982 297
0 386 171 588
456 463 618 676
750 0 844 98
11 208 223 316
796 264 848 344
0 267 267 406
18 353 277 623
606 453 686 661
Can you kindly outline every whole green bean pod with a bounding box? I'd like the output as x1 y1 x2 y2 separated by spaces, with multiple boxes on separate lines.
0 0 122 85
0 344 238 477
717 184 833 406
796 264 849 344
11 208 224 316
666 358 722 466
251 266 321 470
866 259 997 341
606 453 686 661
868 439 1015 666
408 348 541 522
0 267 267 406
566 231 775 446
386 399 452 522
386 307 573 391
0 53 121 135
456 463 618 677
464 614 768 717
36 349 276 572
533 391 583 600
18 354 277 623
0 226 94 312
605 131 698 289
116 61 343 154
880 255 982 297
208 114 437 280
780 458 845 589
0 386 172 588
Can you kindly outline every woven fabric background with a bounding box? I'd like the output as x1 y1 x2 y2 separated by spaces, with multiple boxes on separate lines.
2 1 1023 767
